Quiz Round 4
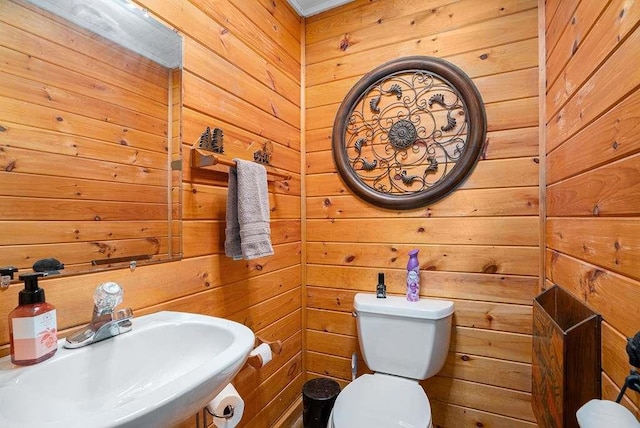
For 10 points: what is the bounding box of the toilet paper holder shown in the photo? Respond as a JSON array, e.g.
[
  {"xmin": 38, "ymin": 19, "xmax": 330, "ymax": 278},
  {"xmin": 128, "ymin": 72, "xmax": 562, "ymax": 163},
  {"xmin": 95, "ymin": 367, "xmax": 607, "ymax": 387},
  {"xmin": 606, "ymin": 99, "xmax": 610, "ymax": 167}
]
[
  {"xmin": 205, "ymin": 403, "xmax": 235, "ymax": 420},
  {"xmin": 245, "ymin": 336, "xmax": 282, "ymax": 369}
]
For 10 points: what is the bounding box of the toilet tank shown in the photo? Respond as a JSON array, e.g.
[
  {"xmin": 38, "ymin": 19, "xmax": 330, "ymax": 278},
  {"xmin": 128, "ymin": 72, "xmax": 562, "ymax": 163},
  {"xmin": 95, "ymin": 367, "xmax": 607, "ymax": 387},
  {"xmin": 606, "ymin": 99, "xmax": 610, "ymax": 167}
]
[{"xmin": 354, "ymin": 293, "xmax": 454, "ymax": 380}]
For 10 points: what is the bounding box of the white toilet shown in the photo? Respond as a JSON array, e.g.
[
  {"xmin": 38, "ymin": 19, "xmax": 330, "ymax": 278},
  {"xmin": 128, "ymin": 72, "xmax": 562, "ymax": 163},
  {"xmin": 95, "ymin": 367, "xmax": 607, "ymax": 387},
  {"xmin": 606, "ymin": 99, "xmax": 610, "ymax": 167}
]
[{"xmin": 328, "ymin": 293, "xmax": 454, "ymax": 428}]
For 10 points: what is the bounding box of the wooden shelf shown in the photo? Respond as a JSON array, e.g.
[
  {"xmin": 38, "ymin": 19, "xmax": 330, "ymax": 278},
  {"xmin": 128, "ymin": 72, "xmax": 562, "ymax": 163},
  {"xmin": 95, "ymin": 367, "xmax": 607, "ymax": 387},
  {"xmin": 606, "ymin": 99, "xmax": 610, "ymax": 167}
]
[{"xmin": 190, "ymin": 147, "xmax": 291, "ymax": 181}]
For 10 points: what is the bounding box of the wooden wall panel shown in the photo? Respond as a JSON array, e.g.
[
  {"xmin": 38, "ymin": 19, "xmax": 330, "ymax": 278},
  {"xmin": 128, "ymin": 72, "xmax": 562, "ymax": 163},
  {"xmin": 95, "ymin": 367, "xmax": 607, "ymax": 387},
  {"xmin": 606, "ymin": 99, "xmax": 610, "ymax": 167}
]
[
  {"xmin": 545, "ymin": 0, "xmax": 640, "ymax": 418},
  {"xmin": 0, "ymin": 1, "xmax": 302, "ymax": 428},
  {"xmin": 304, "ymin": 1, "xmax": 539, "ymax": 426}
]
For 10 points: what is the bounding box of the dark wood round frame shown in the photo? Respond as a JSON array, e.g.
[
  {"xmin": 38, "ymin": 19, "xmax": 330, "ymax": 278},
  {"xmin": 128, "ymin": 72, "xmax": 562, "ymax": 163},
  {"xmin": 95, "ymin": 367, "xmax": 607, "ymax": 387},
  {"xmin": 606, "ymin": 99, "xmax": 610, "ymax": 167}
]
[{"xmin": 332, "ymin": 56, "xmax": 487, "ymax": 210}]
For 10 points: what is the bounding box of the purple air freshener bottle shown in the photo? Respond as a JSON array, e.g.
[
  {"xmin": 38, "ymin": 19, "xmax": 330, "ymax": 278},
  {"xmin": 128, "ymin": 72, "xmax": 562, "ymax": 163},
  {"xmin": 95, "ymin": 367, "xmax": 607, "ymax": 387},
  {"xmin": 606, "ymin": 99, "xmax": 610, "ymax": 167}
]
[{"xmin": 406, "ymin": 249, "xmax": 420, "ymax": 302}]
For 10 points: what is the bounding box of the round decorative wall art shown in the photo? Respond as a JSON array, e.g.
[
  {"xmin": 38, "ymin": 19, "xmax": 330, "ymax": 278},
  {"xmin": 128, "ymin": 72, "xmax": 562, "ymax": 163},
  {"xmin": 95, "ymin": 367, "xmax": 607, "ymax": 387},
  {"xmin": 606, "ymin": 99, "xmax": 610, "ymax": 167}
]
[{"xmin": 332, "ymin": 56, "xmax": 487, "ymax": 209}]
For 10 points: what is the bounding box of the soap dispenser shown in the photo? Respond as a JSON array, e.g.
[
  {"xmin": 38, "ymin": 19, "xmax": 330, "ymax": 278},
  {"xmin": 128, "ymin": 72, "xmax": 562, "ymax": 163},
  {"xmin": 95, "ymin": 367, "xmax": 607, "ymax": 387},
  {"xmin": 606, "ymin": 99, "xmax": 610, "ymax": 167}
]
[{"xmin": 9, "ymin": 272, "xmax": 58, "ymax": 365}]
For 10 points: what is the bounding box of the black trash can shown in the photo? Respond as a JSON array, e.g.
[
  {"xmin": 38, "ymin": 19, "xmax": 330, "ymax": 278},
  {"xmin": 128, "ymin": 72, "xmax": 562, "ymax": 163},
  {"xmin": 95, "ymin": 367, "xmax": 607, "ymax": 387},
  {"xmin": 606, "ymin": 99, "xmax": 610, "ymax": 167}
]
[{"xmin": 302, "ymin": 377, "xmax": 341, "ymax": 428}]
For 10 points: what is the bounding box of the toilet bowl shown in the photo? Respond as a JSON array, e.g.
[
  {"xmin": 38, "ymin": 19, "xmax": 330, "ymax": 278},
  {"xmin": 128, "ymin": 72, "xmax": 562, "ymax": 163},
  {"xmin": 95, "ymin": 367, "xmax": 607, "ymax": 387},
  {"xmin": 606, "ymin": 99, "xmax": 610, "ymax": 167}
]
[
  {"xmin": 328, "ymin": 373, "xmax": 432, "ymax": 428},
  {"xmin": 328, "ymin": 293, "xmax": 454, "ymax": 428}
]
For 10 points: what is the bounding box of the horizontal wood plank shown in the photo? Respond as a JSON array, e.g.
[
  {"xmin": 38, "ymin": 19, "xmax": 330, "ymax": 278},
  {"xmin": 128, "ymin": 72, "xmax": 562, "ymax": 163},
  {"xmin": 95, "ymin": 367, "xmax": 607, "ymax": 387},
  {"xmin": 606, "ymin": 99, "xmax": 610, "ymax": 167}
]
[
  {"xmin": 306, "ymin": 242, "xmax": 539, "ymax": 276},
  {"xmin": 546, "ymin": 86, "xmax": 640, "ymax": 184},
  {"xmin": 307, "ymin": 267, "xmax": 538, "ymax": 305},
  {"xmin": 307, "ymin": 217, "xmax": 539, "ymax": 246},
  {"xmin": 546, "ymin": 23, "xmax": 640, "ymax": 146},
  {"xmin": 547, "ymin": 217, "xmax": 640, "ymax": 281},
  {"xmin": 545, "ymin": 250, "xmax": 640, "ymax": 340},
  {"xmin": 431, "ymin": 400, "xmax": 538, "ymax": 428},
  {"xmin": 305, "ymin": 155, "xmax": 539, "ymax": 188},
  {"xmin": 546, "ymin": 0, "xmax": 640, "ymax": 122},
  {"xmin": 547, "ymin": 153, "xmax": 640, "ymax": 217},
  {"xmin": 423, "ymin": 376, "xmax": 535, "ymax": 422},
  {"xmin": 307, "ymin": 187, "xmax": 539, "ymax": 218},
  {"xmin": 182, "ymin": 219, "xmax": 300, "ymax": 258}
]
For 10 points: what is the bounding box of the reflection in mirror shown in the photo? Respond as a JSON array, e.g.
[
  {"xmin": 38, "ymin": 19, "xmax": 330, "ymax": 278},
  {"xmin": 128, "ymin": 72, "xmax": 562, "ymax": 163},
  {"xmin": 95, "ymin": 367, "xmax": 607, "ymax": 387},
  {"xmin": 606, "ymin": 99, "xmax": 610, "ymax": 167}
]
[{"xmin": 0, "ymin": 0, "xmax": 183, "ymax": 279}]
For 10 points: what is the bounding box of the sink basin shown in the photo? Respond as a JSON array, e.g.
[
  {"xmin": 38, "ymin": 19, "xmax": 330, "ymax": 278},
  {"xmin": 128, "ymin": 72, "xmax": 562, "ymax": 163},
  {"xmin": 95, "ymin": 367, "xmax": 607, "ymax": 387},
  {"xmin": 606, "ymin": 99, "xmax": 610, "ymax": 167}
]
[{"xmin": 0, "ymin": 311, "xmax": 255, "ymax": 428}]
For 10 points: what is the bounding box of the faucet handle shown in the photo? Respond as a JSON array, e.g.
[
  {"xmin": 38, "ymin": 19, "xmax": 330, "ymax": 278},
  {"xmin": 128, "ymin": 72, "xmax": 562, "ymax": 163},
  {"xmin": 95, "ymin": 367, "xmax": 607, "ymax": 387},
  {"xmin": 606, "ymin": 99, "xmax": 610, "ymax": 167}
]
[{"xmin": 94, "ymin": 282, "xmax": 123, "ymax": 311}]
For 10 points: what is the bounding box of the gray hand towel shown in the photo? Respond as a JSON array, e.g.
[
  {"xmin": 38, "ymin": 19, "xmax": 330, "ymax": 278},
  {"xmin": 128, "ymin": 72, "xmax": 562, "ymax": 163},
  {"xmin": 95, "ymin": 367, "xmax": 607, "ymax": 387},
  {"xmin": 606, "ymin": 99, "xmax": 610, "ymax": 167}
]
[{"xmin": 224, "ymin": 159, "xmax": 274, "ymax": 260}]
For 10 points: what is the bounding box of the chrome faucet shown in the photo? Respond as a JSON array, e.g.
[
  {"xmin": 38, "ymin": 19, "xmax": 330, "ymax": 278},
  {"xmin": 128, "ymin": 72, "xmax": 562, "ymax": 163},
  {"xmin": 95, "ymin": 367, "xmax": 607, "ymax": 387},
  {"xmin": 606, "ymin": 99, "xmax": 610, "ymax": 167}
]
[{"xmin": 64, "ymin": 282, "xmax": 133, "ymax": 349}]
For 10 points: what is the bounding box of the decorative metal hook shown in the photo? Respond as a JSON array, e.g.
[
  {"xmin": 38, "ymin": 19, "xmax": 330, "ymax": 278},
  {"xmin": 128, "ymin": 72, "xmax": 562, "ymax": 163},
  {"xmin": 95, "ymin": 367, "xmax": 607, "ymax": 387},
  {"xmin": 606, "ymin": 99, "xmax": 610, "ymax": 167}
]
[
  {"xmin": 253, "ymin": 141, "xmax": 273, "ymax": 165},
  {"xmin": 198, "ymin": 127, "xmax": 224, "ymax": 154}
]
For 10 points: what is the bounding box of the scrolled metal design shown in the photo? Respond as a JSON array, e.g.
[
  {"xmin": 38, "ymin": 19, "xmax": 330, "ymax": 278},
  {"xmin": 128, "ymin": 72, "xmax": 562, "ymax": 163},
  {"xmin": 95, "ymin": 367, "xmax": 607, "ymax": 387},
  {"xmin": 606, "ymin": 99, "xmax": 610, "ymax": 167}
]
[{"xmin": 332, "ymin": 56, "xmax": 486, "ymax": 209}]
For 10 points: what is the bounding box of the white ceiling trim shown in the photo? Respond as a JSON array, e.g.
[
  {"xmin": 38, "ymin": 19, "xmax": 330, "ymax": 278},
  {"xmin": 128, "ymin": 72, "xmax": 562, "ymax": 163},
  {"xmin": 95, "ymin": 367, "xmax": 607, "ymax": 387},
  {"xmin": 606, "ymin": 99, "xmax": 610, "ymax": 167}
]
[{"xmin": 287, "ymin": 0, "xmax": 355, "ymax": 17}]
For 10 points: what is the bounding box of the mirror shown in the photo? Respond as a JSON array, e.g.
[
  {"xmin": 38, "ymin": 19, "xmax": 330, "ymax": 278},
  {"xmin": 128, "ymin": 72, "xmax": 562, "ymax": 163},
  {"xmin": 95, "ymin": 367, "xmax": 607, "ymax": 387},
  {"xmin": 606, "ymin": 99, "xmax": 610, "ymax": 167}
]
[{"xmin": 0, "ymin": 0, "xmax": 183, "ymax": 279}]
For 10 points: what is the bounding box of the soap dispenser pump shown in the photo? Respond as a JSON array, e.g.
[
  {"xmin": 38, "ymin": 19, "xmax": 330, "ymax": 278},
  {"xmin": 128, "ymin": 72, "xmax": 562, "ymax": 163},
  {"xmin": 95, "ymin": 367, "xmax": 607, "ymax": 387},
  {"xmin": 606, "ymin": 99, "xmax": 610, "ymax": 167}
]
[{"xmin": 9, "ymin": 272, "xmax": 58, "ymax": 365}]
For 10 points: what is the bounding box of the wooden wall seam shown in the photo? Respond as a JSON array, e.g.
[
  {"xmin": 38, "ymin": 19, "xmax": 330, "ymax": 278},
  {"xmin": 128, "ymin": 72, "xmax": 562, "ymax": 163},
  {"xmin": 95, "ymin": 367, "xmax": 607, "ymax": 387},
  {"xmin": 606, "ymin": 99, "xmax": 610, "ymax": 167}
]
[
  {"xmin": 300, "ymin": 16, "xmax": 308, "ymax": 386},
  {"xmin": 539, "ymin": 0, "xmax": 547, "ymax": 294}
]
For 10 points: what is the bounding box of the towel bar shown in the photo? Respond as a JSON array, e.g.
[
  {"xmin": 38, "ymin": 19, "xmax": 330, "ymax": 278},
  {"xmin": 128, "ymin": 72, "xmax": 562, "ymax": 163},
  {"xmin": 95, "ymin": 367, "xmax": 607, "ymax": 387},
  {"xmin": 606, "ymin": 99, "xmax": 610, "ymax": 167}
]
[{"xmin": 190, "ymin": 147, "xmax": 291, "ymax": 181}]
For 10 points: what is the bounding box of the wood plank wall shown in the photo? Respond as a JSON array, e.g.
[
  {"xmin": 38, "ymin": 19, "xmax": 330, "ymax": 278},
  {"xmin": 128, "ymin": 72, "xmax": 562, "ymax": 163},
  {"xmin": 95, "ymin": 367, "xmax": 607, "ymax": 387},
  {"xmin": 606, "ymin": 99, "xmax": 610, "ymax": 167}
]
[
  {"xmin": 0, "ymin": 0, "xmax": 303, "ymax": 427},
  {"xmin": 544, "ymin": 0, "xmax": 640, "ymax": 419},
  {"xmin": 304, "ymin": 1, "xmax": 540, "ymax": 426}
]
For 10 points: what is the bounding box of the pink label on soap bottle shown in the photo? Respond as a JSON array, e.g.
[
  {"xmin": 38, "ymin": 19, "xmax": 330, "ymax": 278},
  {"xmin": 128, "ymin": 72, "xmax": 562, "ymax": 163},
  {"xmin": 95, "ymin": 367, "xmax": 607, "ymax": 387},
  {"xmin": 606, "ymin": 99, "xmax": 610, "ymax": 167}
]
[{"xmin": 12, "ymin": 310, "xmax": 57, "ymax": 360}]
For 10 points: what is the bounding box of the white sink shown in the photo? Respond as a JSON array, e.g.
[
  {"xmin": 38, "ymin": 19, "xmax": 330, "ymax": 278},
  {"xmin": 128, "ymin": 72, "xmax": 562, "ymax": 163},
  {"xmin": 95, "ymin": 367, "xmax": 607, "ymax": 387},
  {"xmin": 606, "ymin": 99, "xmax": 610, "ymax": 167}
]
[{"xmin": 0, "ymin": 311, "xmax": 255, "ymax": 428}]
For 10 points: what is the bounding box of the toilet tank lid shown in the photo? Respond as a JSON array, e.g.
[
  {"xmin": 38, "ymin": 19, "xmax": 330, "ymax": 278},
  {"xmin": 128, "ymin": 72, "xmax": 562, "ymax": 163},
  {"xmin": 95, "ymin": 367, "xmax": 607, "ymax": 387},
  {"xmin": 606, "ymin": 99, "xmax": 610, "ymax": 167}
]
[{"xmin": 354, "ymin": 293, "xmax": 454, "ymax": 319}]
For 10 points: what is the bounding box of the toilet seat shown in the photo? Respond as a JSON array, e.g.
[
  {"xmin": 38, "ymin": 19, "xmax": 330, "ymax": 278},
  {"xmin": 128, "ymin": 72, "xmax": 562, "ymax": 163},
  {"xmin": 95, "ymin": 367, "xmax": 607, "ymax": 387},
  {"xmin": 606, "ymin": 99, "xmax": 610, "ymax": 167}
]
[{"xmin": 331, "ymin": 373, "xmax": 432, "ymax": 428}]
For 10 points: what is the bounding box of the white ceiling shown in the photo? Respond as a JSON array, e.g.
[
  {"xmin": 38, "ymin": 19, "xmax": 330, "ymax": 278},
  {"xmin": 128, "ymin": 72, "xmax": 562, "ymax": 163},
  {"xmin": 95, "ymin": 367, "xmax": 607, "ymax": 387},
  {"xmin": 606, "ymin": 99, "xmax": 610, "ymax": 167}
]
[{"xmin": 286, "ymin": 0, "xmax": 355, "ymax": 17}]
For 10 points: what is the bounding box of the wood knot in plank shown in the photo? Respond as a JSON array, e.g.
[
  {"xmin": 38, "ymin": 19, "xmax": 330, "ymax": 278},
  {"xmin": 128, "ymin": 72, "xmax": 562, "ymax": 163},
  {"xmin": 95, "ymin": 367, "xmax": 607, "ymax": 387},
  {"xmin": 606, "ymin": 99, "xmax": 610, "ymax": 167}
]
[
  {"xmin": 483, "ymin": 263, "xmax": 498, "ymax": 274},
  {"xmin": 4, "ymin": 160, "xmax": 16, "ymax": 172},
  {"xmin": 571, "ymin": 40, "xmax": 579, "ymax": 56},
  {"xmin": 339, "ymin": 34, "xmax": 351, "ymax": 51},
  {"xmin": 287, "ymin": 362, "xmax": 298, "ymax": 376}
]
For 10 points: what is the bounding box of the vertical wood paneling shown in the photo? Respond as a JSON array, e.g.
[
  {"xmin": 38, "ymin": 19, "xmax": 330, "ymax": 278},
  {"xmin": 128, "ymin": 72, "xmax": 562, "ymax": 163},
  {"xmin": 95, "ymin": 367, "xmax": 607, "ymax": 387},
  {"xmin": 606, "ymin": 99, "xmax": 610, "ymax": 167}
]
[
  {"xmin": 304, "ymin": 1, "xmax": 539, "ymax": 426},
  {"xmin": 0, "ymin": 1, "xmax": 302, "ymax": 427},
  {"xmin": 545, "ymin": 0, "xmax": 640, "ymax": 418}
]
